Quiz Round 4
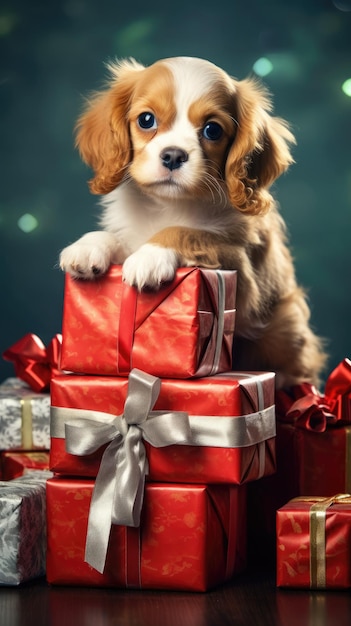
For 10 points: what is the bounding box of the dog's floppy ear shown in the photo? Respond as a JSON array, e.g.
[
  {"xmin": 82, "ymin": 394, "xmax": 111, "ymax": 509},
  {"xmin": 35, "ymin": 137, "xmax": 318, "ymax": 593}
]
[
  {"xmin": 225, "ymin": 78, "xmax": 295, "ymax": 215},
  {"xmin": 75, "ymin": 58, "xmax": 145, "ymax": 195}
]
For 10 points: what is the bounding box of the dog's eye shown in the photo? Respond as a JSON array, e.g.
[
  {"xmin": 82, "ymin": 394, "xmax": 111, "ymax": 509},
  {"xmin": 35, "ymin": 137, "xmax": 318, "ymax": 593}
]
[
  {"xmin": 202, "ymin": 122, "xmax": 223, "ymax": 141},
  {"xmin": 137, "ymin": 112, "xmax": 157, "ymax": 130}
]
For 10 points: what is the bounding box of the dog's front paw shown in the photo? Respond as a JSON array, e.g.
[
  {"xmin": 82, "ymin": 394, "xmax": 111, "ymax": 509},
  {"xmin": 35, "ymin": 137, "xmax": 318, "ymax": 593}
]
[
  {"xmin": 59, "ymin": 231, "xmax": 122, "ymax": 279},
  {"xmin": 122, "ymin": 244, "xmax": 178, "ymax": 290}
]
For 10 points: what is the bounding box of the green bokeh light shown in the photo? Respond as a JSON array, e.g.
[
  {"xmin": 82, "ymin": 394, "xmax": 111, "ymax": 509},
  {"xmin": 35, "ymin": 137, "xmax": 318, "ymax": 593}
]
[
  {"xmin": 342, "ymin": 78, "xmax": 351, "ymax": 97},
  {"xmin": 17, "ymin": 213, "xmax": 39, "ymax": 233},
  {"xmin": 252, "ymin": 57, "xmax": 274, "ymax": 77}
]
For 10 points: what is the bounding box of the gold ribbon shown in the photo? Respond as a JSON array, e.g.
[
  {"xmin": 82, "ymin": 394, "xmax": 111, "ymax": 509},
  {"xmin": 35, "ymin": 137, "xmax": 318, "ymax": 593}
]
[
  {"xmin": 291, "ymin": 494, "xmax": 351, "ymax": 588},
  {"xmin": 20, "ymin": 398, "xmax": 34, "ymax": 449}
]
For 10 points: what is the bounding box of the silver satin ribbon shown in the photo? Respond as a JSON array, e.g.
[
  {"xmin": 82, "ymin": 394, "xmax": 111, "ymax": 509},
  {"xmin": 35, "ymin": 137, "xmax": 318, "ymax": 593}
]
[
  {"xmin": 61, "ymin": 369, "xmax": 190, "ymax": 574},
  {"xmin": 51, "ymin": 404, "xmax": 275, "ymax": 448},
  {"xmin": 215, "ymin": 371, "xmax": 272, "ymax": 478},
  {"xmin": 210, "ymin": 270, "xmax": 226, "ymax": 375}
]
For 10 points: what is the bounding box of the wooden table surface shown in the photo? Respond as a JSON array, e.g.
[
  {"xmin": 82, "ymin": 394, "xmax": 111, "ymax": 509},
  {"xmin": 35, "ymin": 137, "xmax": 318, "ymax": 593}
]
[{"xmin": 2, "ymin": 566, "xmax": 351, "ymax": 626}]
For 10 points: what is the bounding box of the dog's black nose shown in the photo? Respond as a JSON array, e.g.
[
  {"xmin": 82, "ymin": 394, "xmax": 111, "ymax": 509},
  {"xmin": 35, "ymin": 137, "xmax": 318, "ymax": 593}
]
[{"xmin": 160, "ymin": 147, "xmax": 188, "ymax": 171}]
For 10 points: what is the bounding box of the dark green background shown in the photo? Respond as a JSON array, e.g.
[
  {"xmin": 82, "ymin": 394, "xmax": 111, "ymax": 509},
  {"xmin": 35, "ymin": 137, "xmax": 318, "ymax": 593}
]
[{"xmin": 1, "ymin": 0, "xmax": 350, "ymax": 386}]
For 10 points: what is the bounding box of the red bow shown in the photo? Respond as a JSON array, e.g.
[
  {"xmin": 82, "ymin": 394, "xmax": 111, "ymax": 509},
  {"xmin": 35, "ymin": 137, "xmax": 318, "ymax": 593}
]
[
  {"xmin": 324, "ymin": 358, "xmax": 351, "ymax": 422},
  {"xmin": 275, "ymin": 359, "xmax": 351, "ymax": 432},
  {"xmin": 3, "ymin": 333, "xmax": 62, "ymax": 392}
]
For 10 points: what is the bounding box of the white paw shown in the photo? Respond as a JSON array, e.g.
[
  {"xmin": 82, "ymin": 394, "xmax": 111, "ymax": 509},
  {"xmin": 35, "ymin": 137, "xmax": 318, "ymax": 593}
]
[
  {"xmin": 122, "ymin": 244, "xmax": 178, "ymax": 290},
  {"xmin": 59, "ymin": 231, "xmax": 122, "ymax": 279}
]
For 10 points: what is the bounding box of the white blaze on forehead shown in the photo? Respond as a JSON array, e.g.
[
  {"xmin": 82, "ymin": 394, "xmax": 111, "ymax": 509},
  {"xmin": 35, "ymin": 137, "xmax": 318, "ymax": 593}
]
[{"xmin": 163, "ymin": 57, "xmax": 235, "ymax": 114}]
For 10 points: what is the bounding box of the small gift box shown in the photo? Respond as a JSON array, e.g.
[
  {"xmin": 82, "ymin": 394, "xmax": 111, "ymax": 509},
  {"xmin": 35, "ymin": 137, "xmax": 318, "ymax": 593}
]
[
  {"xmin": 275, "ymin": 422, "xmax": 351, "ymax": 498},
  {"xmin": 276, "ymin": 494, "xmax": 351, "ymax": 589},
  {"xmin": 0, "ymin": 470, "xmax": 52, "ymax": 585},
  {"xmin": 273, "ymin": 360, "xmax": 351, "ymax": 498},
  {"xmin": 0, "ymin": 450, "xmax": 50, "ymax": 481},
  {"xmin": 60, "ymin": 266, "xmax": 237, "ymax": 378},
  {"xmin": 46, "ymin": 476, "xmax": 247, "ymax": 591},
  {"xmin": 0, "ymin": 378, "xmax": 50, "ymax": 450},
  {"xmin": 49, "ymin": 369, "xmax": 276, "ymax": 484}
]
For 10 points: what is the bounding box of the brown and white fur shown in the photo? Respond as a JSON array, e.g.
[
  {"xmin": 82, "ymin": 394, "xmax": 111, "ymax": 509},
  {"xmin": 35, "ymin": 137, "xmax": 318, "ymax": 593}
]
[{"xmin": 60, "ymin": 56, "xmax": 327, "ymax": 389}]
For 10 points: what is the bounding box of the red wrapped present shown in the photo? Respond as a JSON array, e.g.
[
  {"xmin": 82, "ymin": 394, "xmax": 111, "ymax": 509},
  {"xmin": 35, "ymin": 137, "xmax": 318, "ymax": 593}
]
[
  {"xmin": 276, "ymin": 494, "xmax": 351, "ymax": 589},
  {"xmin": 0, "ymin": 451, "xmax": 50, "ymax": 480},
  {"xmin": 49, "ymin": 369, "xmax": 276, "ymax": 484},
  {"xmin": 269, "ymin": 360, "xmax": 351, "ymax": 500},
  {"xmin": 46, "ymin": 476, "xmax": 247, "ymax": 591},
  {"xmin": 60, "ymin": 266, "xmax": 236, "ymax": 378},
  {"xmin": 275, "ymin": 421, "xmax": 351, "ymax": 498}
]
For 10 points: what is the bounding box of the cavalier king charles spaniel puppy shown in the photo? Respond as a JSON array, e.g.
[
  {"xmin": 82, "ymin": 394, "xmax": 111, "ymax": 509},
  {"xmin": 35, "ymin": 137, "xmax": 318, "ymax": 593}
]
[{"xmin": 60, "ymin": 56, "xmax": 327, "ymax": 389}]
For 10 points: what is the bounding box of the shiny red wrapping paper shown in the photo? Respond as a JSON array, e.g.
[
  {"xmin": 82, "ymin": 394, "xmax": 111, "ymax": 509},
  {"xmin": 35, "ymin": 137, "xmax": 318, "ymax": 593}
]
[
  {"xmin": 49, "ymin": 371, "xmax": 276, "ymax": 484},
  {"xmin": 0, "ymin": 450, "xmax": 50, "ymax": 480},
  {"xmin": 60, "ymin": 266, "xmax": 236, "ymax": 378},
  {"xmin": 276, "ymin": 496, "xmax": 351, "ymax": 589},
  {"xmin": 46, "ymin": 477, "xmax": 247, "ymax": 591}
]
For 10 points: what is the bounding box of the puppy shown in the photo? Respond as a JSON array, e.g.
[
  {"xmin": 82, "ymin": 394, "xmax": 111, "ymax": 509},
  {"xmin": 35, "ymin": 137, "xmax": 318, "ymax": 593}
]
[{"xmin": 60, "ymin": 56, "xmax": 327, "ymax": 389}]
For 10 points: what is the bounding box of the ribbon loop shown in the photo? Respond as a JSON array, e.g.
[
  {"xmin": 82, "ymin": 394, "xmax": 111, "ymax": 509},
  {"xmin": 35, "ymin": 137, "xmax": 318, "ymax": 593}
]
[
  {"xmin": 124, "ymin": 368, "xmax": 161, "ymax": 425},
  {"xmin": 3, "ymin": 333, "xmax": 62, "ymax": 392},
  {"xmin": 325, "ymin": 358, "xmax": 351, "ymax": 422},
  {"xmin": 65, "ymin": 418, "xmax": 121, "ymax": 456},
  {"xmin": 276, "ymin": 359, "xmax": 351, "ymax": 431}
]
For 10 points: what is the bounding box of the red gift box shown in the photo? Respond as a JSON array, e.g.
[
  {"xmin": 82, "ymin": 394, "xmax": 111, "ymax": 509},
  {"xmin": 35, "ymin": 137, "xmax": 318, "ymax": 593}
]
[
  {"xmin": 46, "ymin": 477, "xmax": 247, "ymax": 591},
  {"xmin": 60, "ymin": 266, "xmax": 236, "ymax": 378},
  {"xmin": 276, "ymin": 495, "xmax": 351, "ymax": 589},
  {"xmin": 275, "ymin": 422, "xmax": 351, "ymax": 498},
  {"xmin": 0, "ymin": 450, "xmax": 50, "ymax": 480},
  {"xmin": 271, "ymin": 362, "xmax": 351, "ymax": 500},
  {"xmin": 49, "ymin": 369, "xmax": 276, "ymax": 484}
]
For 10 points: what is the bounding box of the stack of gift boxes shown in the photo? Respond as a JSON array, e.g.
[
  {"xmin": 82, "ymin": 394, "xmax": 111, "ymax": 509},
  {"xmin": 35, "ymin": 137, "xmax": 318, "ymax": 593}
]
[
  {"xmin": 0, "ymin": 331, "xmax": 63, "ymax": 481},
  {"xmin": 45, "ymin": 265, "xmax": 277, "ymax": 591},
  {"xmin": 2, "ymin": 262, "xmax": 351, "ymax": 591},
  {"xmin": 274, "ymin": 361, "xmax": 351, "ymax": 590}
]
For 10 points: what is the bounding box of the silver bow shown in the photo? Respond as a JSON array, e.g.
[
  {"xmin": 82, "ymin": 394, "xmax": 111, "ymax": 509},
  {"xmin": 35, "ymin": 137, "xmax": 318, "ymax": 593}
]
[{"xmin": 64, "ymin": 368, "xmax": 190, "ymax": 573}]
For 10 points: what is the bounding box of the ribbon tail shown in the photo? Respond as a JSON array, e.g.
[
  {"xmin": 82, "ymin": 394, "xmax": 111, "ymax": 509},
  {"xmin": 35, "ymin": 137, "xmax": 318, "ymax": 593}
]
[
  {"xmin": 111, "ymin": 426, "xmax": 148, "ymax": 527},
  {"xmin": 85, "ymin": 438, "xmax": 121, "ymax": 573}
]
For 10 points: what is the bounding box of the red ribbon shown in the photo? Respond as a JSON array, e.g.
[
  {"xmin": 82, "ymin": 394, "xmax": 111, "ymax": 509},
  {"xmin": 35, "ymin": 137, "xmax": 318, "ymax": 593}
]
[
  {"xmin": 116, "ymin": 284, "xmax": 138, "ymax": 375},
  {"xmin": 324, "ymin": 358, "xmax": 351, "ymax": 423},
  {"xmin": 275, "ymin": 359, "xmax": 351, "ymax": 432},
  {"xmin": 3, "ymin": 333, "xmax": 62, "ymax": 392}
]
